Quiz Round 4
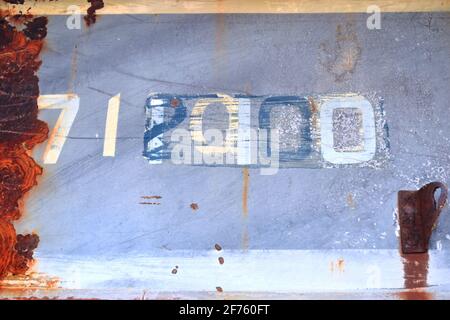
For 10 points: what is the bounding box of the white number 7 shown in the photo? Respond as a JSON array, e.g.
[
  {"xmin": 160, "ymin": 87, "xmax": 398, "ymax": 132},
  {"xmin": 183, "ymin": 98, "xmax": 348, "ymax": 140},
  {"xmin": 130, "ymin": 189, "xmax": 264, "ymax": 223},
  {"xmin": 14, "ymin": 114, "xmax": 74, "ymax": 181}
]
[{"xmin": 38, "ymin": 94, "xmax": 80, "ymax": 164}]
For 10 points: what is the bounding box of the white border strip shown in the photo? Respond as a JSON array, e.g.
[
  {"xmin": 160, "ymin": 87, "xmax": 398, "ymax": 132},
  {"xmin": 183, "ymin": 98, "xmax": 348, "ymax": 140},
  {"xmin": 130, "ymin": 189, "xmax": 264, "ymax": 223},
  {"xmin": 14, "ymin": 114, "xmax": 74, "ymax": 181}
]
[{"xmin": 32, "ymin": 250, "xmax": 450, "ymax": 292}]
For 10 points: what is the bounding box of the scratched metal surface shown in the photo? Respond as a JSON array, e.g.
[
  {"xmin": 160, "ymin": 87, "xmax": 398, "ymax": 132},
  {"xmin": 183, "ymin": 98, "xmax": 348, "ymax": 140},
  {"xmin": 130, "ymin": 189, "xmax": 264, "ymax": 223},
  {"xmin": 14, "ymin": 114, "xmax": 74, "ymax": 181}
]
[{"xmin": 7, "ymin": 13, "xmax": 450, "ymax": 297}]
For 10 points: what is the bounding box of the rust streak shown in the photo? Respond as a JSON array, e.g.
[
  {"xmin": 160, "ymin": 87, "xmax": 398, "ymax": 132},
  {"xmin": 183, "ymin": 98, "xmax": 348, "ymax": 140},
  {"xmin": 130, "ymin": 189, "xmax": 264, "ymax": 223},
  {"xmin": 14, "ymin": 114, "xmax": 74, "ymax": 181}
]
[
  {"xmin": 84, "ymin": 0, "xmax": 104, "ymax": 27},
  {"xmin": 397, "ymin": 289, "xmax": 434, "ymax": 300},
  {"xmin": 242, "ymin": 167, "xmax": 249, "ymax": 216},
  {"xmin": 337, "ymin": 258, "xmax": 345, "ymax": 273},
  {"xmin": 401, "ymin": 253, "xmax": 430, "ymax": 290}
]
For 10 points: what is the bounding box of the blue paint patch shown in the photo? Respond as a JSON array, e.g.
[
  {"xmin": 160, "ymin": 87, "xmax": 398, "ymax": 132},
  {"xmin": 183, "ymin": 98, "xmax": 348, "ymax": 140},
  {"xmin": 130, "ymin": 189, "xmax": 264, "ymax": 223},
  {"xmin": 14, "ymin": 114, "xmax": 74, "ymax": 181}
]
[
  {"xmin": 259, "ymin": 96, "xmax": 313, "ymax": 163},
  {"xmin": 143, "ymin": 93, "xmax": 390, "ymax": 169}
]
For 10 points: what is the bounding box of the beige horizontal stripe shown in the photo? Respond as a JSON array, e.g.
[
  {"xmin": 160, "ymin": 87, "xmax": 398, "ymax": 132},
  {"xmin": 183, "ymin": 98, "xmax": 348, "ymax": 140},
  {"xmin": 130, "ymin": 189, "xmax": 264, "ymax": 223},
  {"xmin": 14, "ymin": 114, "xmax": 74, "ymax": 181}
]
[{"xmin": 1, "ymin": 0, "xmax": 449, "ymax": 15}]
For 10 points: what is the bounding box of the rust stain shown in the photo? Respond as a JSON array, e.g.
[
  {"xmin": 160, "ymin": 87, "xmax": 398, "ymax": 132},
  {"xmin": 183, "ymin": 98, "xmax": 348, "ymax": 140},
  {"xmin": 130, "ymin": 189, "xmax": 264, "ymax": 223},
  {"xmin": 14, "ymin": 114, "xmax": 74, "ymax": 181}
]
[
  {"xmin": 214, "ymin": 243, "xmax": 222, "ymax": 251},
  {"xmin": 330, "ymin": 259, "xmax": 345, "ymax": 273},
  {"xmin": 84, "ymin": 0, "xmax": 104, "ymax": 27},
  {"xmin": 242, "ymin": 167, "xmax": 249, "ymax": 216},
  {"xmin": 171, "ymin": 266, "xmax": 179, "ymax": 275},
  {"xmin": 397, "ymin": 289, "xmax": 434, "ymax": 300},
  {"xmin": 141, "ymin": 195, "xmax": 162, "ymax": 200},
  {"xmin": 218, "ymin": 257, "xmax": 224, "ymax": 265},
  {"xmin": 170, "ymin": 98, "xmax": 180, "ymax": 108},
  {"xmin": 0, "ymin": 7, "xmax": 49, "ymax": 281},
  {"xmin": 190, "ymin": 203, "xmax": 199, "ymax": 211},
  {"xmin": 346, "ymin": 193, "xmax": 356, "ymax": 209},
  {"xmin": 140, "ymin": 196, "xmax": 162, "ymax": 205},
  {"xmin": 216, "ymin": 286, "xmax": 223, "ymax": 293},
  {"xmin": 242, "ymin": 225, "xmax": 249, "ymax": 251},
  {"xmin": 401, "ymin": 253, "xmax": 430, "ymax": 290},
  {"xmin": 395, "ymin": 182, "xmax": 447, "ymax": 299},
  {"xmin": 337, "ymin": 258, "xmax": 345, "ymax": 272},
  {"xmin": 319, "ymin": 21, "xmax": 362, "ymax": 82}
]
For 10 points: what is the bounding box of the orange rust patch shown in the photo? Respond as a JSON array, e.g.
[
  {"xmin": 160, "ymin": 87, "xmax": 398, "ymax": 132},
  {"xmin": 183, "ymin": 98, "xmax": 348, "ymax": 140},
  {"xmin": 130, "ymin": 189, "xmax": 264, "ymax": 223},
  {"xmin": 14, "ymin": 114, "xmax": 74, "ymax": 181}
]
[
  {"xmin": 0, "ymin": 7, "xmax": 49, "ymax": 281},
  {"xmin": 396, "ymin": 289, "xmax": 434, "ymax": 300},
  {"xmin": 401, "ymin": 253, "xmax": 429, "ymax": 290},
  {"xmin": 337, "ymin": 258, "xmax": 345, "ymax": 272},
  {"xmin": 0, "ymin": 220, "xmax": 15, "ymax": 278},
  {"xmin": 330, "ymin": 259, "xmax": 345, "ymax": 273},
  {"xmin": 190, "ymin": 203, "xmax": 199, "ymax": 211}
]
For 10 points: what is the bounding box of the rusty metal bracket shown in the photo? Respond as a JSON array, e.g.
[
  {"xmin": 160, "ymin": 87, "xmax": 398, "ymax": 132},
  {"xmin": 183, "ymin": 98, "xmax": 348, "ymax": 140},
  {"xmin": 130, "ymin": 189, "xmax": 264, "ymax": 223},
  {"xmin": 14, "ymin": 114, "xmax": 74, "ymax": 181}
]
[{"xmin": 399, "ymin": 182, "xmax": 448, "ymax": 254}]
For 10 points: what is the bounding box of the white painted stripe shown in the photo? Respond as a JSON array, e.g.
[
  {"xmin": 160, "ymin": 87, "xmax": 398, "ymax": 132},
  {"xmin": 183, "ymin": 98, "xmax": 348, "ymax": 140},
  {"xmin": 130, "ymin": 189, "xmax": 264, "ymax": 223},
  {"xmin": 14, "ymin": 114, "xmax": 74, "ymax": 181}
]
[
  {"xmin": 237, "ymin": 98, "xmax": 252, "ymax": 165},
  {"xmin": 32, "ymin": 250, "xmax": 450, "ymax": 292},
  {"xmin": 38, "ymin": 94, "xmax": 80, "ymax": 164},
  {"xmin": 103, "ymin": 94, "xmax": 121, "ymax": 157}
]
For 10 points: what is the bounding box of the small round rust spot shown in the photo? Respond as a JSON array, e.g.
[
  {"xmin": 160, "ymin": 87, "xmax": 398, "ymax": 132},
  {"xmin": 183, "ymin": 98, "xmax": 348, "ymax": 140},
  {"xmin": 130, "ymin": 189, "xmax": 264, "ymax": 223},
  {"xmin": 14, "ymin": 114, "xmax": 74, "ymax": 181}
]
[
  {"xmin": 171, "ymin": 266, "xmax": 179, "ymax": 274},
  {"xmin": 170, "ymin": 98, "xmax": 180, "ymax": 108},
  {"xmin": 214, "ymin": 244, "xmax": 222, "ymax": 251},
  {"xmin": 216, "ymin": 286, "xmax": 223, "ymax": 293},
  {"xmin": 190, "ymin": 203, "xmax": 199, "ymax": 211},
  {"xmin": 218, "ymin": 257, "xmax": 224, "ymax": 265}
]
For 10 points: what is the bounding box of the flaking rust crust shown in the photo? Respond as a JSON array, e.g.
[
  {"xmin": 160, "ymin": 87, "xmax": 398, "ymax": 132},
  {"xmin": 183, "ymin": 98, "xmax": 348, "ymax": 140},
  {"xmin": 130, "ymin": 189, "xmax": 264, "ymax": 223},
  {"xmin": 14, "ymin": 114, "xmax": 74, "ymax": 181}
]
[{"xmin": 0, "ymin": 4, "xmax": 49, "ymax": 280}]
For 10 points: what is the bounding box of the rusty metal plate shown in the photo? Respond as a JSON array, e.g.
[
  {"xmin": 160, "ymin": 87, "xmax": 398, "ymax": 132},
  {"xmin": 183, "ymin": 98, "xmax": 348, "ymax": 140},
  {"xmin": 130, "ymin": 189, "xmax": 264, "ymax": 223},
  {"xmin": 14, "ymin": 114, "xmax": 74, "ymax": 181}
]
[{"xmin": 399, "ymin": 182, "xmax": 448, "ymax": 254}]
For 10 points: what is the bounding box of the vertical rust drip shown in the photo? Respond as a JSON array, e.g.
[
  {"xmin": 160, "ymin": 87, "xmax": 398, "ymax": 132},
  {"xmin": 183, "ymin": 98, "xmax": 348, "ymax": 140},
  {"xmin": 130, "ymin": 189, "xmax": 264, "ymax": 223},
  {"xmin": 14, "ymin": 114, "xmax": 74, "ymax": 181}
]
[
  {"xmin": 84, "ymin": 0, "xmax": 104, "ymax": 26},
  {"xmin": 398, "ymin": 252, "xmax": 434, "ymax": 300},
  {"xmin": 401, "ymin": 253, "xmax": 429, "ymax": 289},
  {"xmin": 0, "ymin": 7, "xmax": 48, "ymax": 280}
]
